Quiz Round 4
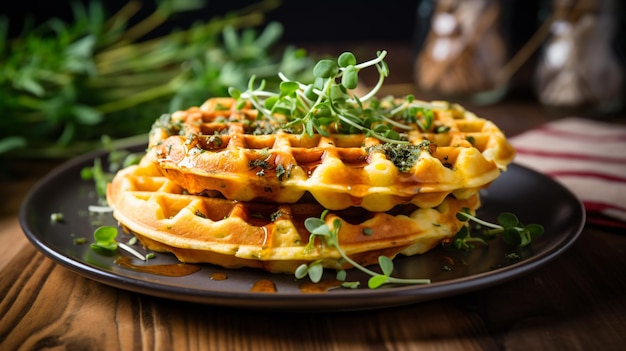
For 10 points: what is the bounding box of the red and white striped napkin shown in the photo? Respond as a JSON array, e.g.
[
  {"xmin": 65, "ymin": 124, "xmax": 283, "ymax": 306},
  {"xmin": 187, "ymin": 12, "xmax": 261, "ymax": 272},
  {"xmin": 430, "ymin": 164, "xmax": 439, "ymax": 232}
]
[{"xmin": 509, "ymin": 117, "xmax": 626, "ymax": 229}]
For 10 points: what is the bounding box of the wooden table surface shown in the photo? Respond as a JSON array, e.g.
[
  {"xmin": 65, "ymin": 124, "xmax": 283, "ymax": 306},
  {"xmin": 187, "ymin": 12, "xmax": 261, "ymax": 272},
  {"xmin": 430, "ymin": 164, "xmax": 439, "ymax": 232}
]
[{"xmin": 1, "ymin": 42, "xmax": 625, "ymax": 351}]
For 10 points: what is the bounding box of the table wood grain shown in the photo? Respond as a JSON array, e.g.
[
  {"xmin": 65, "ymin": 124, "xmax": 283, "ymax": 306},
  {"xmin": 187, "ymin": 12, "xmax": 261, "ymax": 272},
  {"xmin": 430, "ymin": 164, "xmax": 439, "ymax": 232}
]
[{"xmin": 2, "ymin": 42, "xmax": 625, "ymax": 351}]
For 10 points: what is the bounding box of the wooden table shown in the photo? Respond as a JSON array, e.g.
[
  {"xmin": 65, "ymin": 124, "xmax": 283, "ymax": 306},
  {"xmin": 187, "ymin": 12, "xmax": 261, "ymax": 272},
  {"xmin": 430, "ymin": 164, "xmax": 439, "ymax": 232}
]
[{"xmin": 2, "ymin": 42, "xmax": 625, "ymax": 350}]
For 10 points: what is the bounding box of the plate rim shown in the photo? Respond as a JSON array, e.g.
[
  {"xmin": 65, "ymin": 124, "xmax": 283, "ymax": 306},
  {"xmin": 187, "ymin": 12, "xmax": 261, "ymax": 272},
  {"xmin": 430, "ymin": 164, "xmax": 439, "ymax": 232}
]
[{"xmin": 18, "ymin": 144, "xmax": 586, "ymax": 311}]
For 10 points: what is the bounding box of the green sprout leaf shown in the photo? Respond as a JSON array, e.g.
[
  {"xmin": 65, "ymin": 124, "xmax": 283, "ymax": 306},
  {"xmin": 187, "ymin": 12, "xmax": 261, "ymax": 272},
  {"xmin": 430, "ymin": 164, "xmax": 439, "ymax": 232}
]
[
  {"xmin": 304, "ymin": 217, "xmax": 328, "ymax": 235},
  {"xmin": 497, "ymin": 212, "xmax": 519, "ymax": 228},
  {"xmin": 295, "ymin": 261, "xmax": 325, "ymax": 283},
  {"xmin": 341, "ymin": 65, "xmax": 358, "ymax": 89},
  {"xmin": 313, "ymin": 59, "xmax": 339, "ymax": 79},
  {"xmin": 368, "ymin": 275, "xmax": 389, "ymax": 289},
  {"xmin": 454, "ymin": 210, "xmax": 544, "ymax": 250},
  {"xmin": 295, "ymin": 264, "xmax": 309, "ymax": 279},
  {"xmin": 279, "ymin": 81, "xmax": 299, "ymax": 96},
  {"xmin": 502, "ymin": 228, "xmax": 522, "ymax": 246},
  {"xmin": 90, "ymin": 225, "xmax": 119, "ymax": 254},
  {"xmin": 378, "ymin": 256, "xmax": 394, "ymax": 276},
  {"xmin": 337, "ymin": 52, "xmax": 356, "ymax": 67},
  {"xmin": 336, "ymin": 270, "xmax": 347, "ymax": 281},
  {"xmin": 307, "ymin": 263, "xmax": 324, "ymax": 283},
  {"xmin": 342, "ymin": 281, "xmax": 360, "ymax": 289}
]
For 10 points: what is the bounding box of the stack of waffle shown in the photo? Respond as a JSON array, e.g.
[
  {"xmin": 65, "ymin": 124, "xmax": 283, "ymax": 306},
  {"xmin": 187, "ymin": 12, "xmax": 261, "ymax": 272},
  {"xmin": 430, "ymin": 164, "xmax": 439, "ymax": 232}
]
[{"xmin": 106, "ymin": 97, "xmax": 514, "ymax": 273}]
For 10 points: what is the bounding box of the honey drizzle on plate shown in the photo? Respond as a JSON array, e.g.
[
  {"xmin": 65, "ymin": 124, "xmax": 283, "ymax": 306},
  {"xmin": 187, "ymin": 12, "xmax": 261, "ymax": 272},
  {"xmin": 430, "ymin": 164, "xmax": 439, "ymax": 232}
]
[
  {"xmin": 115, "ymin": 257, "xmax": 343, "ymax": 295},
  {"xmin": 250, "ymin": 279, "xmax": 277, "ymax": 293},
  {"xmin": 115, "ymin": 256, "xmax": 201, "ymax": 277}
]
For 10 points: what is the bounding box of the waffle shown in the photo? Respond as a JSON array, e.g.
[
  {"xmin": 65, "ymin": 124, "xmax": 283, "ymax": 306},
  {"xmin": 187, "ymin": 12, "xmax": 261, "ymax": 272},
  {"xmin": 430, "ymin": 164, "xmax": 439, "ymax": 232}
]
[
  {"xmin": 106, "ymin": 156, "xmax": 481, "ymax": 273},
  {"xmin": 147, "ymin": 97, "xmax": 514, "ymax": 212}
]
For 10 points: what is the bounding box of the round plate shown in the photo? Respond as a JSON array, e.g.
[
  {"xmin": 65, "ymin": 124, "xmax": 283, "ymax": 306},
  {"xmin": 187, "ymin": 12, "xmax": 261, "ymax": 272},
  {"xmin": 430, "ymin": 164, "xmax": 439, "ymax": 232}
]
[{"xmin": 20, "ymin": 144, "xmax": 585, "ymax": 312}]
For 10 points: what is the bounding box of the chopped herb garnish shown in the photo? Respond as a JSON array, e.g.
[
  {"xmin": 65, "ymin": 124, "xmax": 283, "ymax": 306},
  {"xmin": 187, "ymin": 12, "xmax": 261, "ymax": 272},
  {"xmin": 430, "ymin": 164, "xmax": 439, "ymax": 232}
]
[
  {"xmin": 249, "ymin": 158, "xmax": 271, "ymax": 170},
  {"xmin": 50, "ymin": 212, "xmax": 64, "ymax": 223},
  {"xmin": 367, "ymin": 140, "xmax": 434, "ymax": 172},
  {"xmin": 276, "ymin": 164, "xmax": 286, "ymax": 180},
  {"xmin": 270, "ymin": 210, "xmax": 283, "ymax": 221},
  {"xmin": 207, "ymin": 134, "xmax": 223, "ymax": 147},
  {"xmin": 505, "ymin": 252, "xmax": 521, "ymax": 261}
]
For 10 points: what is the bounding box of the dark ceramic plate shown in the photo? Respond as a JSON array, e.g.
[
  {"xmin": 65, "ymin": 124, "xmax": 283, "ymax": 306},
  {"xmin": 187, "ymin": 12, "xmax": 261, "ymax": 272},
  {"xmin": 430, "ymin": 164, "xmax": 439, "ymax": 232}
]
[{"xmin": 20, "ymin": 144, "xmax": 585, "ymax": 312}]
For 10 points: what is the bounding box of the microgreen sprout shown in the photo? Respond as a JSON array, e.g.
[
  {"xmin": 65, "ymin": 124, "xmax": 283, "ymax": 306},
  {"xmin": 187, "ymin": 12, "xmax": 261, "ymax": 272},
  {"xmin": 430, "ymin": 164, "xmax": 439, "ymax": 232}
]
[
  {"xmin": 90, "ymin": 225, "xmax": 153, "ymax": 261},
  {"xmin": 296, "ymin": 211, "xmax": 430, "ymax": 289},
  {"xmin": 297, "ymin": 208, "xmax": 544, "ymax": 289},
  {"xmin": 454, "ymin": 208, "xmax": 544, "ymax": 250},
  {"xmin": 229, "ymin": 51, "xmax": 441, "ymax": 144},
  {"xmin": 90, "ymin": 225, "xmax": 119, "ymax": 255}
]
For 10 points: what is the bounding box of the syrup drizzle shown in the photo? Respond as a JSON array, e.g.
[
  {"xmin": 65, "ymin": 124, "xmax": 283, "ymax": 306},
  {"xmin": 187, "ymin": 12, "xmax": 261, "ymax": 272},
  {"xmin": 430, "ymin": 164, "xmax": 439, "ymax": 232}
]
[
  {"xmin": 116, "ymin": 257, "xmax": 343, "ymax": 295},
  {"xmin": 299, "ymin": 280, "xmax": 343, "ymax": 293},
  {"xmin": 115, "ymin": 256, "xmax": 201, "ymax": 277},
  {"xmin": 210, "ymin": 272, "xmax": 228, "ymax": 281},
  {"xmin": 250, "ymin": 279, "xmax": 277, "ymax": 293}
]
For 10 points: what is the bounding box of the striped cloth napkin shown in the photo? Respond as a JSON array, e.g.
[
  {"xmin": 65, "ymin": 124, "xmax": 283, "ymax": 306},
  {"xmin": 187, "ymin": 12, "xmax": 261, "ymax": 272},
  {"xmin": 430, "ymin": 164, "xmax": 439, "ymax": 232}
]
[{"xmin": 509, "ymin": 117, "xmax": 626, "ymax": 229}]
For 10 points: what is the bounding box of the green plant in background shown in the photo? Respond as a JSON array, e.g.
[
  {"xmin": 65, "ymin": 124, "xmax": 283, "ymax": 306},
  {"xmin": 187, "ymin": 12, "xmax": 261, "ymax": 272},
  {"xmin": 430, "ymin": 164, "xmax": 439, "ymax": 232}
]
[{"xmin": 0, "ymin": 0, "xmax": 315, "ymax": 158}]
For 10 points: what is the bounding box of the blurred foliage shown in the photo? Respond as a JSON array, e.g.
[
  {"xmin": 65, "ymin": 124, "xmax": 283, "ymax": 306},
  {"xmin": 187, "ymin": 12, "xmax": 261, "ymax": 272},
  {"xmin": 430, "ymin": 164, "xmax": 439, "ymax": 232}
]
[{"xmin": 0, "ymin": 0, "xmax": 315, "ymax": 158}]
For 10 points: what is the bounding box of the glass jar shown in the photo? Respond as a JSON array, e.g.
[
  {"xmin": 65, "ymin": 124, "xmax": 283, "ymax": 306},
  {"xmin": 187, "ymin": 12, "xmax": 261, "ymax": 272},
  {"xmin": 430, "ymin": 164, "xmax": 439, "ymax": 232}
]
[
  {"xmin": 534, "ymin": 0, "xmax": 624, "ymax": 115},
  {"xmin": 413, "ymin": 0, "xmax": 509, "ymax": 105}
]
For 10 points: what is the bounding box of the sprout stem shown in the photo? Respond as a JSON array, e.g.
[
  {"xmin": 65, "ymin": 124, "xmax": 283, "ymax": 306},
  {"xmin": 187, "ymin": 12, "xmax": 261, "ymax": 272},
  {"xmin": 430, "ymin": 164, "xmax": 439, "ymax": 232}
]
[
  {"xmin": 118, "ymin": 242, "xmax": 146, "ymax": 261},
  {"xmin": 459, "ymin": 212, "xmax": 503, "ymax": 229}
]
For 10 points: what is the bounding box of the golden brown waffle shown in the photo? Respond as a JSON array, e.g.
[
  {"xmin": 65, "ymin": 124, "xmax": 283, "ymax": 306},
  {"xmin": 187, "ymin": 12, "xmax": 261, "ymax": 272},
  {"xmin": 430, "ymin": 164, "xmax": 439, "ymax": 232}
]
[
  {"xmin": 106, "ymin": 156, "xmax": 481, "ymax": 273},
  {"xmin": 147, "ymin": 97, "xmax": 514, "ymax": 212}
]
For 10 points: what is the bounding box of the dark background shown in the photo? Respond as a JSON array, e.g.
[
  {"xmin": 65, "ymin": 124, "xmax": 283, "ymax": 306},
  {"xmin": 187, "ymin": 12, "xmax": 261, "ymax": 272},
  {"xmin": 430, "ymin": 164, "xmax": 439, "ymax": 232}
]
[
  {"xmin": 2, "ymin": 0, "xmax": 624, "ymax": 102},
  {"xmin": 1, "ymin": 0, "xmax": 543, "ymax": 48}
]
